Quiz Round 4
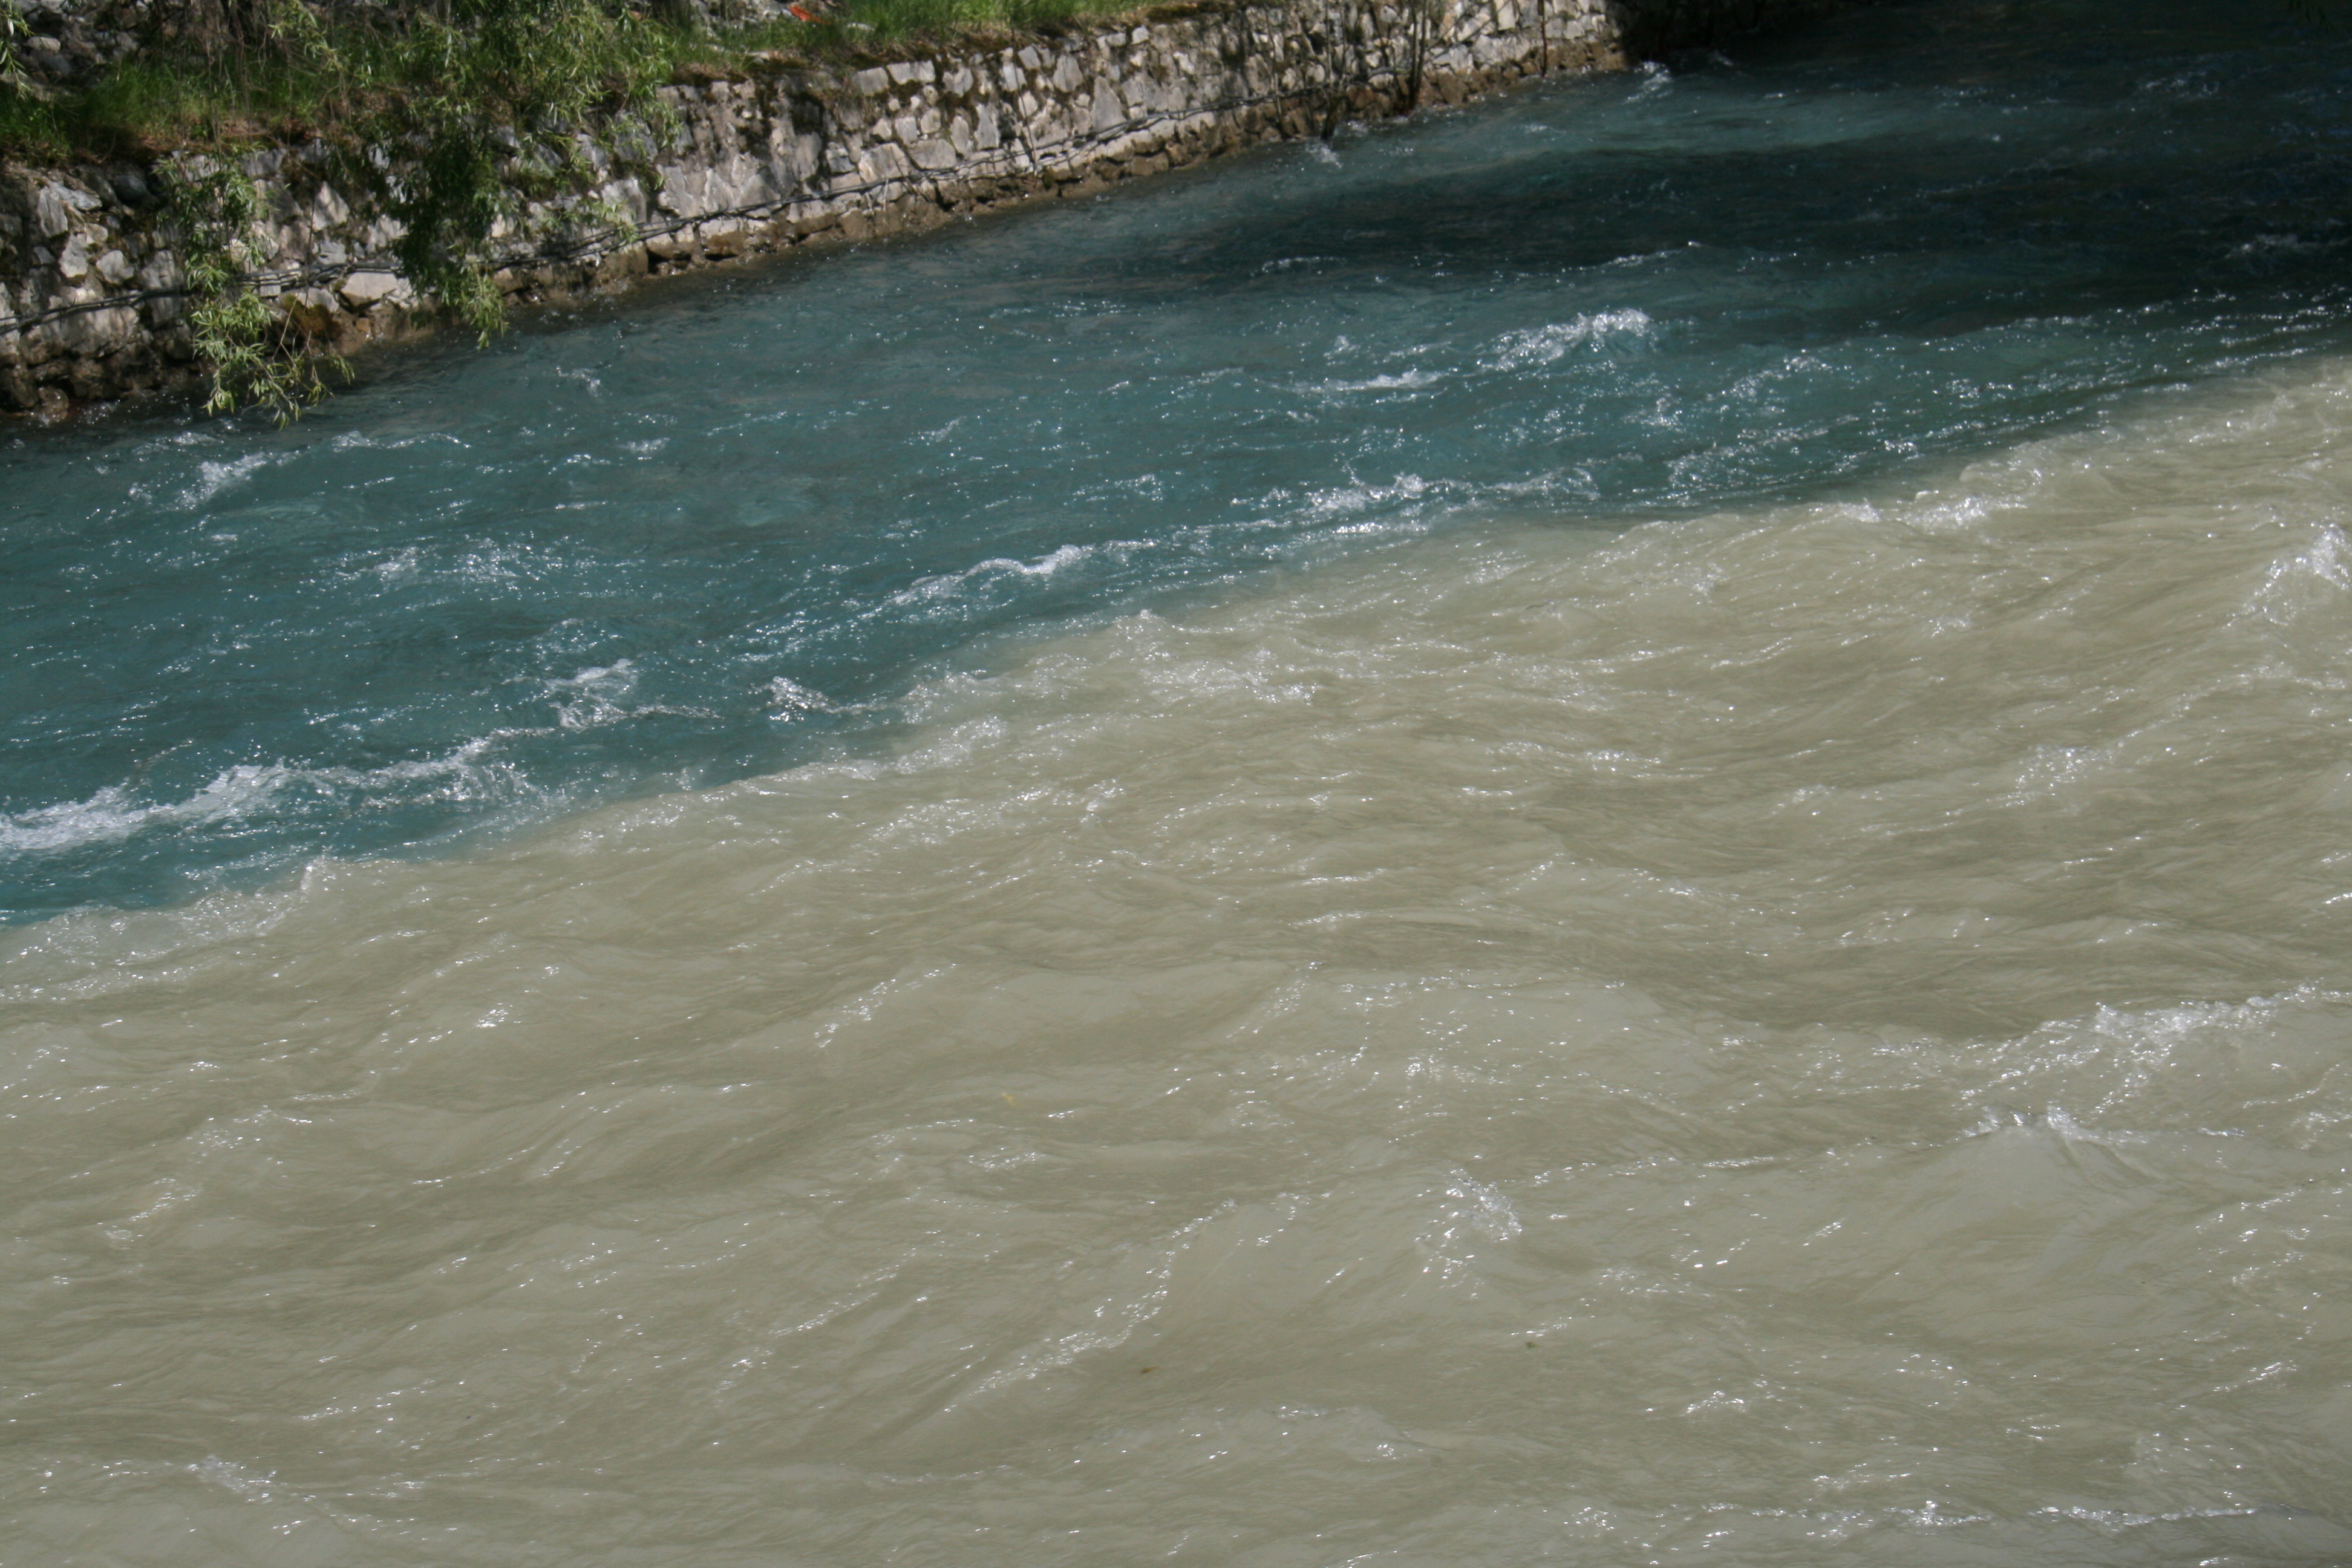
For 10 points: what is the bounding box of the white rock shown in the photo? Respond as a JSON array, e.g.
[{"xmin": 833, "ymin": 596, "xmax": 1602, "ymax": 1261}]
[
  {"xmin": 57, "ymin": 304, "xmax": 139, "ymax": 356},
  {"xmin": 33, "ymin": 182, "xmax": 85, "ymax": 240},
  {"xmin": 855, "ymin": 143, "xmax": 910, "ymax": 183},
  {"xmin": 336, "ymin": 270, "xmax": 407, "ymax": 308}
]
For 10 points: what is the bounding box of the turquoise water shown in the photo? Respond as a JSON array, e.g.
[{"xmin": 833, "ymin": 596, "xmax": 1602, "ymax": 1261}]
[{"xmin": 5, "ymin": 0, "xmax": 2350, "ymax": 920}]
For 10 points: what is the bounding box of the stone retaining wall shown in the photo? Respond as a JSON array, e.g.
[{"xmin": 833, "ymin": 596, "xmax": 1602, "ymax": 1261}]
[{"xmin": 0, "ymin": 0, "xmax": 1832, "ymax": 414}]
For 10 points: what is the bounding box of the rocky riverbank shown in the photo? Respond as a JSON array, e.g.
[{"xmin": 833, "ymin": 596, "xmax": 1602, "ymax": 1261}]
[{"xmin": 0, "ymin": 0, "xmax": 1834, "ymax": 415}]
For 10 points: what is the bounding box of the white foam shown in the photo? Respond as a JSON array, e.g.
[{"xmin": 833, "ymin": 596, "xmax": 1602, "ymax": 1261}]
[
  {"xmin": 1, "ymin": 745, "xmax": 537, "ymax": 859},
  {"xmin": 2240, "ymin": 520, "xmax": 2352, "ymax": 624},
  {"xmin": 1, "ymin": 768, "xmax": 299, "ymax": 855},
  {"xmin": 1485, "ymin": 309, "xmax": 1656, "ymax": 368},
  {"xmin": 175, "ymin": 451, "xmax": 279, "ymax": 510},
  {"xmin": 766, "ymin": 677, "xmax": 837, "ymax": 716},
  {"xmin": 1302, "ymin": 368, "xmax": 1448, "ymax": 394},
  {"xmin": 887, "ymin": 543, "xmax": 1100, "ymax": 607}
]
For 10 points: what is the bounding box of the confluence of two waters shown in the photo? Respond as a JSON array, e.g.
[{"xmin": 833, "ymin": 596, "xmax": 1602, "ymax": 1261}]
[{"xmin": 5, "ymin": 0, "xmax": 2350, "ymax": 919}]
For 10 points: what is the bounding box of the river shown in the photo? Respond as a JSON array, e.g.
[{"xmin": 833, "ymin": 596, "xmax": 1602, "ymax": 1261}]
[{"xmin": 5, "ymin": 0, "xmax": 2352, "ymax": 1562}]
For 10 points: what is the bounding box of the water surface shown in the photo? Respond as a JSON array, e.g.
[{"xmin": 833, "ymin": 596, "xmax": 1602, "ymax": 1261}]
[{"xmin": 7, "ymin": 1, "xmax": 2352, "ymax": 1564}]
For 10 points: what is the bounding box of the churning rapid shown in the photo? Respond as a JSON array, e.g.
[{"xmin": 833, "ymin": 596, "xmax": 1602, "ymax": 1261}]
[{"xmin": 9, "ymin": 2, "xmax": 2352, "ymax": 1565}]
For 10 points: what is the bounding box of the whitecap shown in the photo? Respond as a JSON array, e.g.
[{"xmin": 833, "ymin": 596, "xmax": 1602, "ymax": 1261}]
[
  {"xmin": 175, "ymin": 451, "xmax": 279, "ymax": 510},
  {"xmin": 0, "ymin": 768, "xmax": 300, "ymax": 855},
  {"xmin": 1299, "ymin": 368, "xmax": 1447, "ymax": 394},
  {"xmin": 886, "ymin": 543, "xmax": 1099, "ymax": 607},
  {"xmin": 767, "ymin": 677, "xmax": 837, "ymax": 716},
  {"xmin": 1, "ymin": 745, "xmax": 542, "ymax": 860},
  {"xmin": 1485, "ymin": 309, "xmax": 1656, "ymax": 368}
]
